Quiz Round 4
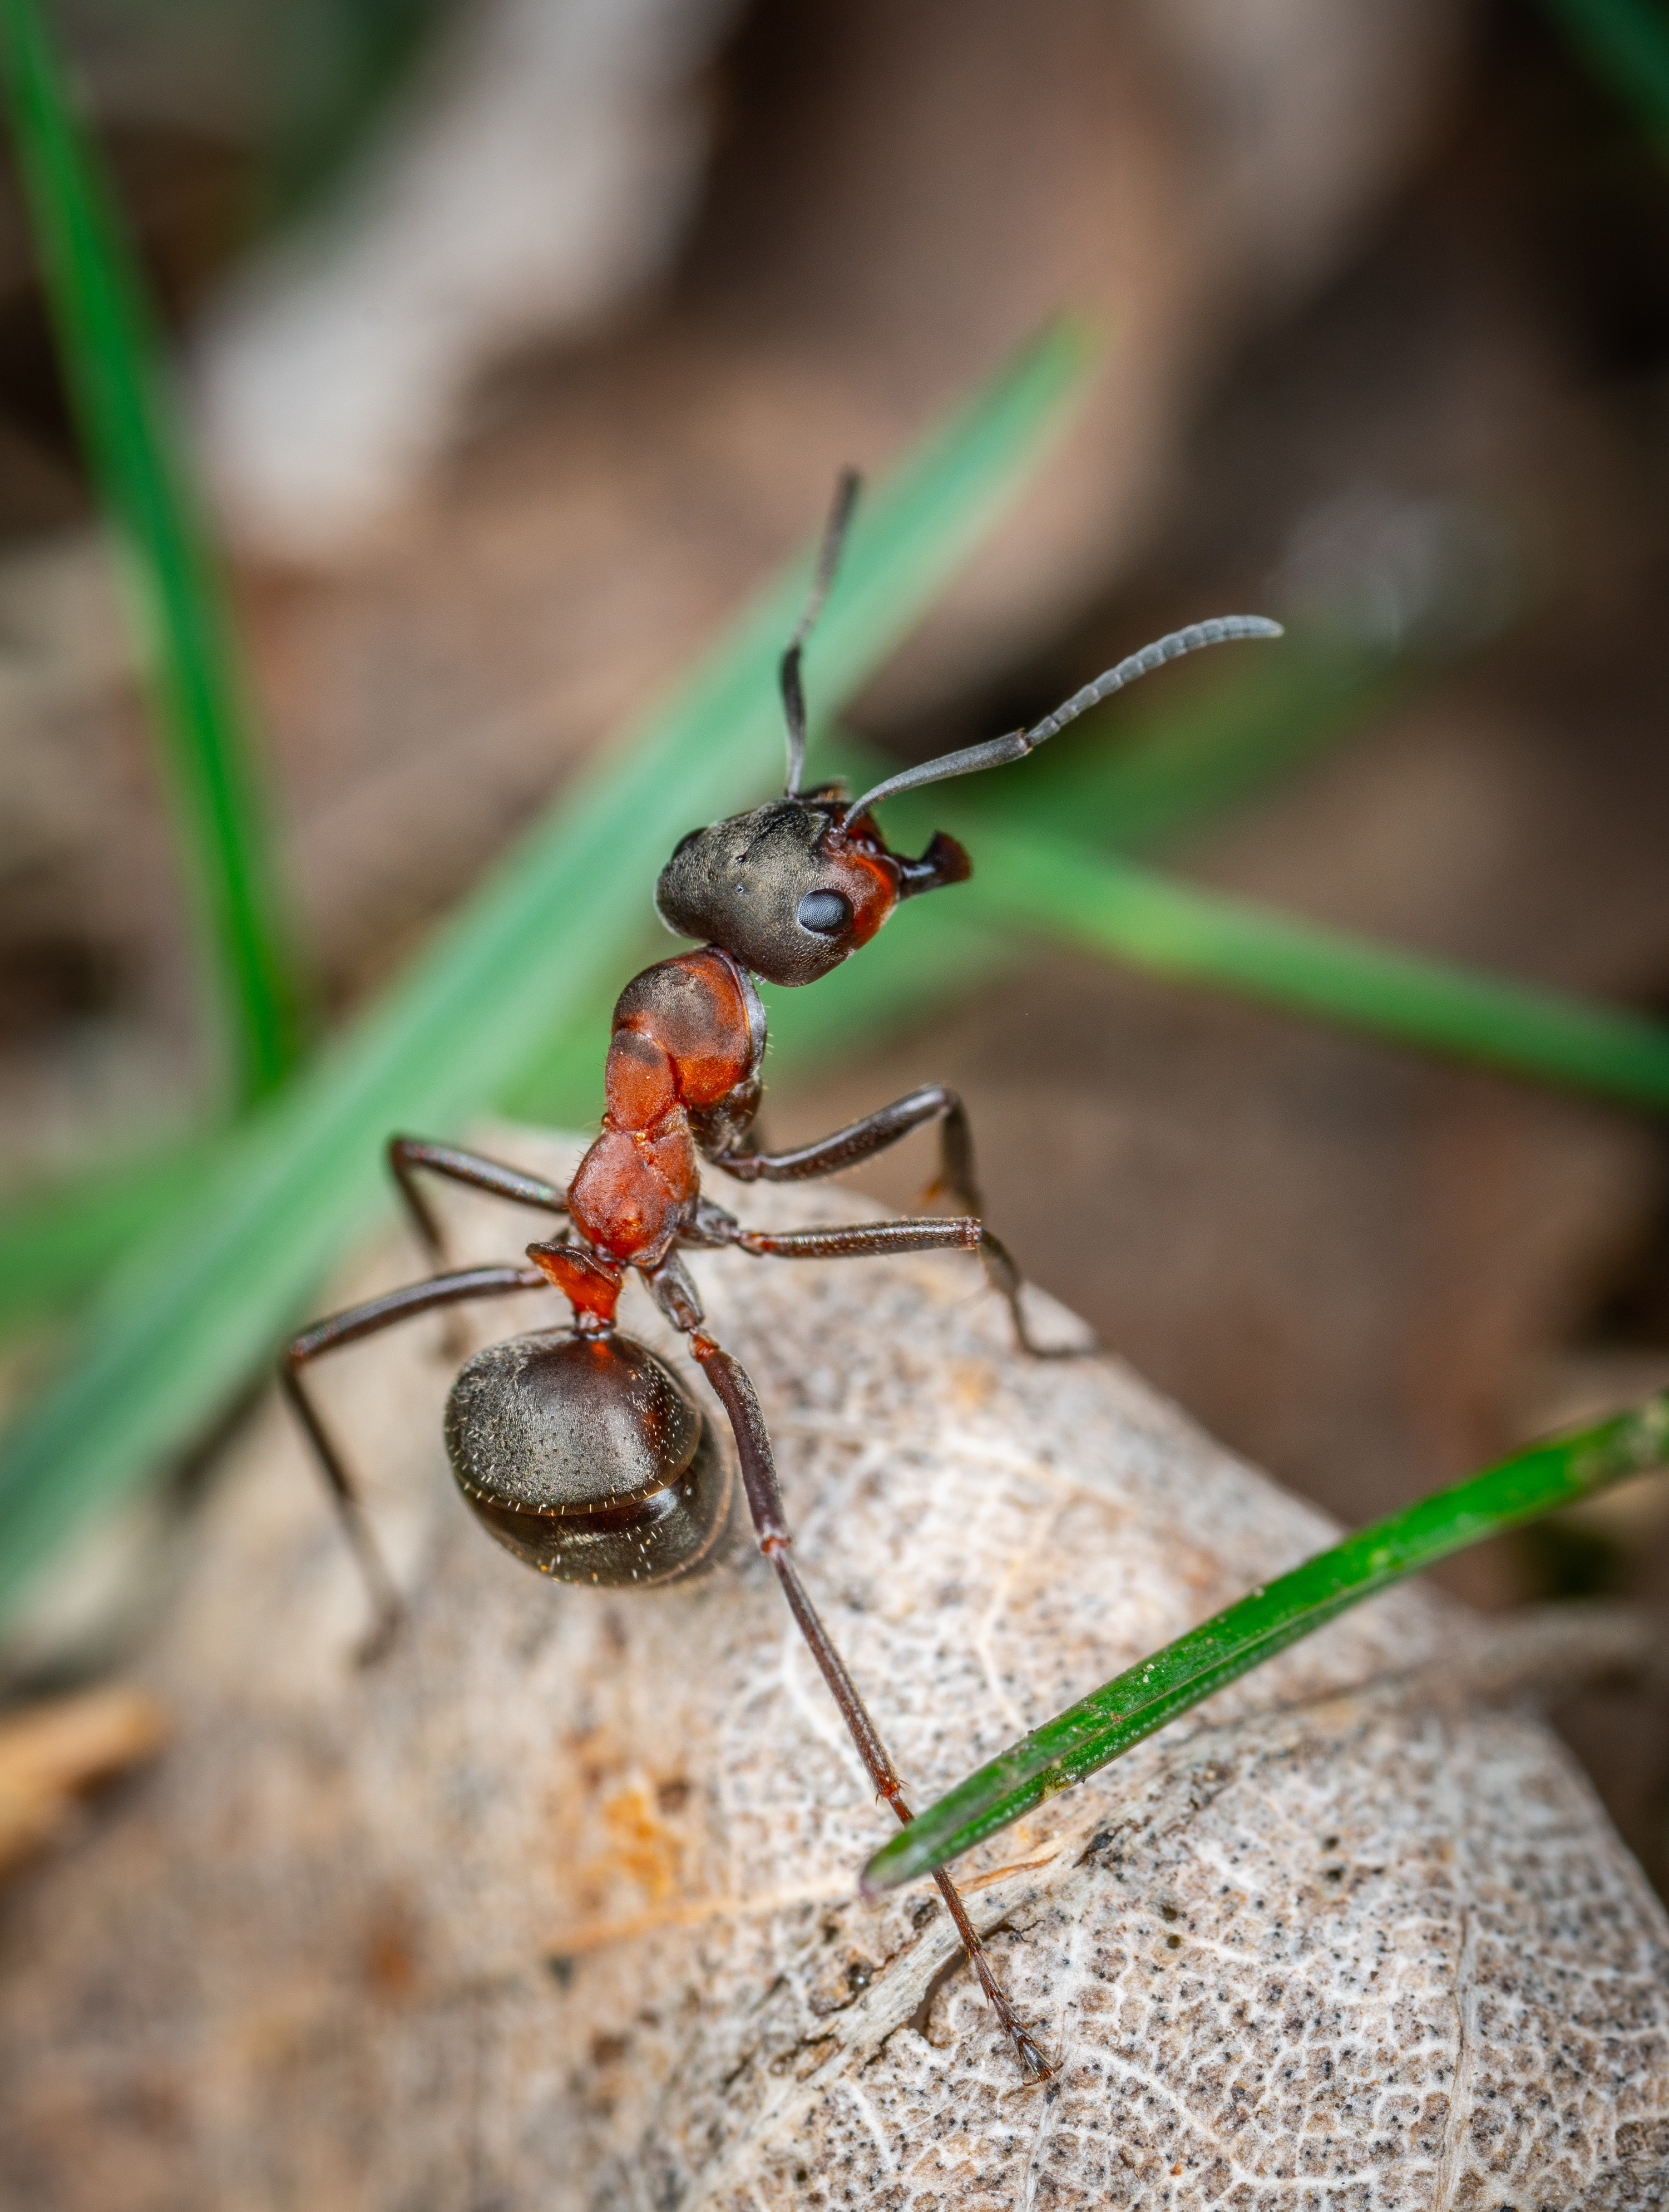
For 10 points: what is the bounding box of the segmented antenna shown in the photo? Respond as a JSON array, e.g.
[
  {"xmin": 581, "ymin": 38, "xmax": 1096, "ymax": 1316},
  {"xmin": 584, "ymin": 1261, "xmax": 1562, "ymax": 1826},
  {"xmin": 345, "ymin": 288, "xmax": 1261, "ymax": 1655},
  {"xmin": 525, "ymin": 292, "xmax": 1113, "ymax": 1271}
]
[
  {"xmin": 843, "ymin": 614, "xmax": 1284, "ymax": 823},
  {"xmin": 782, "ymin": 469, "xmax": 861, "ymax": 798}
]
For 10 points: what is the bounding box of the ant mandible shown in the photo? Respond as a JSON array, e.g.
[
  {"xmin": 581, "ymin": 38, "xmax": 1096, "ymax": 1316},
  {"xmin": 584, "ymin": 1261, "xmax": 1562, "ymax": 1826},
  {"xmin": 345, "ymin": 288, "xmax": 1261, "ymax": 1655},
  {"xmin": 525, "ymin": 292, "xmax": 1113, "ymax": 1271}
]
[{"xmin": 280, "ymin": 472, "xmax": 1280, "ymax": 2082}]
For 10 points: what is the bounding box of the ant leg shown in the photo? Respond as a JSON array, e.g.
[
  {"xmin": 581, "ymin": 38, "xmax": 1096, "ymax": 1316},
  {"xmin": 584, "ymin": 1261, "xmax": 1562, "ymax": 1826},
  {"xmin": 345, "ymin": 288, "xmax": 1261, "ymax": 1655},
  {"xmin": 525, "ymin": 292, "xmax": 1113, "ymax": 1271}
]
[
  {"xmin": 684, "ymin": 1324, "xmax": 1051, "ymax": 2082},
  {"xmin": 709, "ymin": 1214, "xmax": 1088, "ymax": 1361},
  {"xmin": 645, "ymin": 1250, "xmax": 704, "ymax": 1334},
  {"xmin": 281, "ymin": 1263, "xmax": 547, "ymax": 1658},
  {"xmin": 387, "ymin": 1136, "xmax": 569, "ymax": 1269},
  {"xmin": 710, "ymin": 1085, "xmax": 983, "ymax": 1214}
]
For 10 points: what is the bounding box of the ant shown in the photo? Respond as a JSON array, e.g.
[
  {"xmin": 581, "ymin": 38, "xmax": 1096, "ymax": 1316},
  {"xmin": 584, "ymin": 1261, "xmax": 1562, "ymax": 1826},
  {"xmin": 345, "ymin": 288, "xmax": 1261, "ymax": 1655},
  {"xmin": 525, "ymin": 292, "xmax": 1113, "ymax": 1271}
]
[{"xmin": 280, "ymin": 471, "xmax": 1280, "ymax": 2083}]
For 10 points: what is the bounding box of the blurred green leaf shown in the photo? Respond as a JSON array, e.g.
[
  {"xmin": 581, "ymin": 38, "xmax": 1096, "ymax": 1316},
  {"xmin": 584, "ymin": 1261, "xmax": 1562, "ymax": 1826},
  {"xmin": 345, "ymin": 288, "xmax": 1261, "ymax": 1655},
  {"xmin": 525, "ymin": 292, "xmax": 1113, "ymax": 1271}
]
[
  {"xmin": 0, "ymin": 0, "xmax": 310, "ymax": 1102},
  {"xmin": 0, "ymin": 1143, "xmax": 201, "ymax": 1339},
  {"xmin": 3, "ymin": 621, "xmax": 1655, "ymax": 1337},
  {"xmin": 761, "ymin": 890, "xmax": 1015, "ymax": 1080},
  {"xmin": 505, "ymin": 644, "xmax": 1398, "ymax": 1109},
  {"xmin": 946, "ymin": 634, "xmax": 1400, "ymax": 855},
  {"xmin": 0, "ymin": 319, "xmax": 1097, "ymax": 1621},
  {"xmin": 259, "ymin": 0, "xmax": 451, "ymax": 225},
  {"xmin": 1539, "ymin": 0, "xmax": 1669, "ymax": 142},
  {"xmin": 762, "ymin": 639, "xmax": 1398, "ymax": 1077},
  {"xmin": 768, "ymin": 629, "xmax": 1669, "ymax": 1117},
  {"xmin": 493, "ymin": 954, "xmax": 650, "ymax": 1132},
  {"xmin": 0, "ymin": 635, "xmax": 1393, "ymax": 1329},
  {"xmin": 963, "ymin": 823, "xmax": 1669, "ymax": 1114},
  {"xmin": 865, "ymin": 1389, "xmax": 1669, "ymax": 1890}
]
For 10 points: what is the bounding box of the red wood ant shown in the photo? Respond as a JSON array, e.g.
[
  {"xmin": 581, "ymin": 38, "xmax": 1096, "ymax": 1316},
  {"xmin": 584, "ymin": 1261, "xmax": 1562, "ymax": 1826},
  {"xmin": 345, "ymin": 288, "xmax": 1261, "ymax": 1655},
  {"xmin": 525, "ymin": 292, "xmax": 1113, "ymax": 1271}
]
[{"xmin": 280, "ymin": 473, "xmax": 1280, "ymax": 2081}]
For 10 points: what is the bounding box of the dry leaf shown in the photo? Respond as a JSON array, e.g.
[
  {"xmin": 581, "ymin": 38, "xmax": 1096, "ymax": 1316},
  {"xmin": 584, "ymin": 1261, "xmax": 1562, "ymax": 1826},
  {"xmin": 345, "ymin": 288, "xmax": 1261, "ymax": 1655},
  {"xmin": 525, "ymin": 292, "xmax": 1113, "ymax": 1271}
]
[
  {"xmin": 0, "ymin": 1132, "xmax": 1662, "ymax": 2209},
  {"xmin": 0, "ymin": 1683, "xmax": 166, "ymax": 1877}
]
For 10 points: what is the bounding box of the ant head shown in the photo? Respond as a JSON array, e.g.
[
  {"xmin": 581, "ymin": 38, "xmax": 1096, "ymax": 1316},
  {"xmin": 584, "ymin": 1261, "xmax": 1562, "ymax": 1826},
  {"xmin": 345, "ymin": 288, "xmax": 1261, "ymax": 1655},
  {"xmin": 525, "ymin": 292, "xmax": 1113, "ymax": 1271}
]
[
  {"xmin": 658, "ymin": 470, "xmax": 1281, "ymax": 986},
  {"xmin": 656, "ymin": 794, "xmax": 965, "ymax": 986}
]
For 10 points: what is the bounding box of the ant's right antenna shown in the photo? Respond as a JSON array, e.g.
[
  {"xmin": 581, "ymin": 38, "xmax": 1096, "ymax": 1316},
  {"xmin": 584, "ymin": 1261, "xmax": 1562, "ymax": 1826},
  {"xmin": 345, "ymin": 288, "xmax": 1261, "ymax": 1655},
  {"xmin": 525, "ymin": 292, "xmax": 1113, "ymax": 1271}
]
[
  {"xmin": 782, "ymin": 469, "xmax": 861, "ymax": 798},
  {"xmin": 843, "ymin": 615, "xmax": 1283, "ymax": 822}
]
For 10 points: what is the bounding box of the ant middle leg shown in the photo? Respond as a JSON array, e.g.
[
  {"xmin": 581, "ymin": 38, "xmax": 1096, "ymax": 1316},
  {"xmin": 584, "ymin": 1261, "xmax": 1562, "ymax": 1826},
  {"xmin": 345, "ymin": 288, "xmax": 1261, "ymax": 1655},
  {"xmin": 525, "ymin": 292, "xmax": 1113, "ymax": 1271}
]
[
  {"xmin": 643, "ymin": 1255, "xmax": 1051, "ymax": 2082},
  {"xmin": 387, "ymin": 1135, "xmax": 569, "ymax": 1269},
  {"xmin": 701, "ymin": 1213, "xmax": 1085, "ymax": 1360},
  {"xmin": 709, "ymin": 1084, "xmax": 983, "ymax": 1215},
  {"xmin": 282, "ymin": 1263, "xmax": 548, "ymax": 1657}
]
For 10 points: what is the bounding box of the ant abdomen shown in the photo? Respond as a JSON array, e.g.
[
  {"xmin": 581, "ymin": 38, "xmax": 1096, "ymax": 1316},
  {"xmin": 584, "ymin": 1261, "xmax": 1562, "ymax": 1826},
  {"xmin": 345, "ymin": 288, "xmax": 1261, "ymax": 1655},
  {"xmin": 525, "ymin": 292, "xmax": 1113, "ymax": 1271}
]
[{"xmin": 443, "ymin": 1331, "xmax": 733, "ymax": 1587}]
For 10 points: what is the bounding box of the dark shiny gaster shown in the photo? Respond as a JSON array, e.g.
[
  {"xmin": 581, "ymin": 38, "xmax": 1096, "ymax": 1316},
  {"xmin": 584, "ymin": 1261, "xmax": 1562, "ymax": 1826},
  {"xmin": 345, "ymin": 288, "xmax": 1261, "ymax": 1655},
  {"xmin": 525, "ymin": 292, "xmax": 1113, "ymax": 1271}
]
[{"xmin": 445, "ymin": 1330, "xmax": 732, "ymax": 1585}]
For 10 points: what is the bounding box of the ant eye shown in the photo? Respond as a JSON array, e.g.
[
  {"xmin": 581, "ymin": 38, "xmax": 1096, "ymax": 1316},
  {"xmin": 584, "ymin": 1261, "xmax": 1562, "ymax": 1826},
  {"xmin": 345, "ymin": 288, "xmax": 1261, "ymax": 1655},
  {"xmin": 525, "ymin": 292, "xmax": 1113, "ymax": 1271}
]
[
  {"xmin": 671, "ymin": 828, "xmax": 703, "ymax": 858},
  {"xmin": 796, "ymin": 888, "xmax": 852, "ymax": 936}
]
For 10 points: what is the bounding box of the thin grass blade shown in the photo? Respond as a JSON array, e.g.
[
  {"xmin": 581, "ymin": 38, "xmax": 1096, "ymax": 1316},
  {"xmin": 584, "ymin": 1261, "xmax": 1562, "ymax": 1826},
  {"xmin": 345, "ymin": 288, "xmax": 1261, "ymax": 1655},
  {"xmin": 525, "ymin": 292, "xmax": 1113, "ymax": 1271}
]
[
  {"xmin": 1538, "ymin": 0, "xmax": 1669, "ymax": 141},
  {"xmin": 865, "ymin": 1390, "xmax": 1669, "ymax": 1890},
  {"xmin": 0, "ymin": 0, "xmax": 309, "ymax": 1100},
  {"xmin": 944, "ymin": 634, "xmax": 1400, "ymax": 855},
  {"xmin": 515, "ymin": 678, "xmax": 1669, "ymax": 1143},
  {"xmin": 966, "ymin": 826, "xmax": 1669, "ymax": 1113},
  {"xmin": 0, "ymin": 1143, "xmax": 201, "ymax": 1339},
  {"xmin": 7, "ymin": 633, "xmax": 1655, "ymax": 1334},
  {"xmin": 0, "ymin": 637, "xmax": 1389, "ymax": 1327},
  {"xmin": 761, "ymin": 644, "xmax": 1398, "ymax": 1075},
  {"xmin": 0, "ymin": 319, "xmax": 1096, "ymax": 1621}
]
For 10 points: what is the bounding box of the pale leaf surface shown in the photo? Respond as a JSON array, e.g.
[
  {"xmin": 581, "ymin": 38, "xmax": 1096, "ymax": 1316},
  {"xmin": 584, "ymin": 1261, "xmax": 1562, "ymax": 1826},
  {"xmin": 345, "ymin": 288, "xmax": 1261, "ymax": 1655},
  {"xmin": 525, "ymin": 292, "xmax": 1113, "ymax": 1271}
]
[{"xmin": 0, "ymin": 1133, "xmax": 1663, "ymax": 2208}]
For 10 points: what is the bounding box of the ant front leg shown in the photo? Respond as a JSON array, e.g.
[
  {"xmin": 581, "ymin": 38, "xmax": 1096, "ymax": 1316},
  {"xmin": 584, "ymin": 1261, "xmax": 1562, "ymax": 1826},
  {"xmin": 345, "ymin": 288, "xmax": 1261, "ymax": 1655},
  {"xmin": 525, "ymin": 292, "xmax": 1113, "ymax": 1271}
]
[
  {"xmin": 646, "ymin": 1263, "xmax": 1053, "ymax": 2083},
  {"xmin": 282, "ymin": 1263, "xmax": 547, "ymax": 1658},
  {"xmin": 710, "ymin": 1085, "xmax": 984, "ymax": 1217},
  {"xmin": 387, "ymin": 1136, "xmax": 569, "ymax": 1270}
]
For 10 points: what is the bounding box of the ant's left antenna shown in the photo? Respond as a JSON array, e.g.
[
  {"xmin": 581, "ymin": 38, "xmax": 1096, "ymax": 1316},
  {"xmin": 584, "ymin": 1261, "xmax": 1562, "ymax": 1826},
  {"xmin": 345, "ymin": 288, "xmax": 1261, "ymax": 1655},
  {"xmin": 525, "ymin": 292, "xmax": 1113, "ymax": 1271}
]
[
  {"xmin": 843, "ymin": 614, "xmax": 1283, "ymax": 822},
  {"xmin": 782, "ymin": 469, "xmax": 861, "ymax": 798}
]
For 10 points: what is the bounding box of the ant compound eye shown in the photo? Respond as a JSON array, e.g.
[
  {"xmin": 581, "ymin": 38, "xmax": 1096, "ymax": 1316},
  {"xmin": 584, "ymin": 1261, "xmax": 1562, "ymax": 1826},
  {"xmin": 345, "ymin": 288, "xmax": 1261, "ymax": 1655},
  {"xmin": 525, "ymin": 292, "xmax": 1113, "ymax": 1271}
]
[
  {"xmin": 670, "ymin": 827, "xmax": 703, "ymax": 858},
  {"xmin": 796, "ymin": 888, "xmax": 853, "ymax": 936}
]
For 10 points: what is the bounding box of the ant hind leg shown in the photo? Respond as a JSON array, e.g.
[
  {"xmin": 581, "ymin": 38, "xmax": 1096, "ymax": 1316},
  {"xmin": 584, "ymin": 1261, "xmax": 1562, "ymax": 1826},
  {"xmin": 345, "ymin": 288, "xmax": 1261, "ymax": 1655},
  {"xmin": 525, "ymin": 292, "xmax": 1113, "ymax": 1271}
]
[
  {"xmin": 281, "ymin": 1263, "xmax": 547, "ymax": 1659},
  {"xmin": 680, "ymin": 1315, "xmax": 1053, "ymax": 2081}
]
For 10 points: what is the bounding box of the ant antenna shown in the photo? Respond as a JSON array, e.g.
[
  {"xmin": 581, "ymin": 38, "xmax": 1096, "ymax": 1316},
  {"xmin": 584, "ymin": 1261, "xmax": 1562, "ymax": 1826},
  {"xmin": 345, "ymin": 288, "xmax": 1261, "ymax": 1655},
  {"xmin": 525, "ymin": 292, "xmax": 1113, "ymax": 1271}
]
[
  {"xmin": 843, "ymin": 614, "xmax": 1284, "ymax": 822},
  {"xmin": 782, "ymin": 468, "xmax": 861, "ymax": 798}
]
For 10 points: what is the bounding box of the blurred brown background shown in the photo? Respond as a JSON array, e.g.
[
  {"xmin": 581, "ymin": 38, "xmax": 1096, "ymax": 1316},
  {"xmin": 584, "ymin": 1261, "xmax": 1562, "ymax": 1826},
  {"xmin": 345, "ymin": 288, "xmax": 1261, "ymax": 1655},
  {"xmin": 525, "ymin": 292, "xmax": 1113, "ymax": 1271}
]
[{"xmin": 2, "ymin": 0, "xmax": 1668, "ymax": 1890}]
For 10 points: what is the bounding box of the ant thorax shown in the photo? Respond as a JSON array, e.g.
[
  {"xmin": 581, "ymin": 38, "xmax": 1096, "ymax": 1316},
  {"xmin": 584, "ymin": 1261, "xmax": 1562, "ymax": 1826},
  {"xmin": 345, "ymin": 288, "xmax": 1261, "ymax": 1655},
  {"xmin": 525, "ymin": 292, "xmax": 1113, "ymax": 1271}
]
[{"xmin": 562, "ymin": 948, "xmax": 762, "ymax": 1274}]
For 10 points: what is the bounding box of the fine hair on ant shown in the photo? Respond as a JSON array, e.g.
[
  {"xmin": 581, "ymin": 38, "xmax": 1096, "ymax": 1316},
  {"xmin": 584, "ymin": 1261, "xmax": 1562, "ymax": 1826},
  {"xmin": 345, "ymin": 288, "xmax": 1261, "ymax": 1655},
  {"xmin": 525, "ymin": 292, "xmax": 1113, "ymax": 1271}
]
[{"xmin": 281, "ymin": 473, "xmax": 1280, "ymax": 2080}]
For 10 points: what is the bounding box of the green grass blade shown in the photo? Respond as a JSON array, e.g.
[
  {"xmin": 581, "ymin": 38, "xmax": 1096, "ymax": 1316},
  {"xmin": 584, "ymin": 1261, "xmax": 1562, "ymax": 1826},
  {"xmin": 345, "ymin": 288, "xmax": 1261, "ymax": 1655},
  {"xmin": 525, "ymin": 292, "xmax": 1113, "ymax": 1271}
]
[
  {"xmin": 0, "ymin": 0, "xmax": 308, "ymax": 1100},
  {"xmin": 493, "ymin": 940, "xmax": 660, "ymax": 1130},
  {"xmin": 865, "ymin": 1390, "xmax": 1669, "ymax": 1890},
  {"xmin": 944, "ymin": 636, "xmax": 1400, "ymax": 856},
  {"xmin": 1538, "ymin": 0, "xmax": 1669, "ymax": 141},
  {"xmin": 966, "ymin": 826, "xmax": 1669, "ymax": 1113},
  {"xmin": 0, "ymin": 320, "xmax": 1095, "ymax": 1622},
  {"xmin": 760, "ymin": 894, "xmax": 1018, "ymax": 1077},
  {"xmin": 759, "ymin": 644, "xmax": 1398, "ymax": 1078},
  {"xmin": 0, "ymin": 1143, "xmax": 202, "ymax": 1338},
  {"xmin": 0, "ymin": 635, "xmax": 1398, "ymax": 1323},
  {"xmin": 1, "ymin": 631, "xmax": 1643, "ymax": 1336},
  {"xmin": 258, "ymin": 0, "xmax": 447, "ymax": 226}
]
